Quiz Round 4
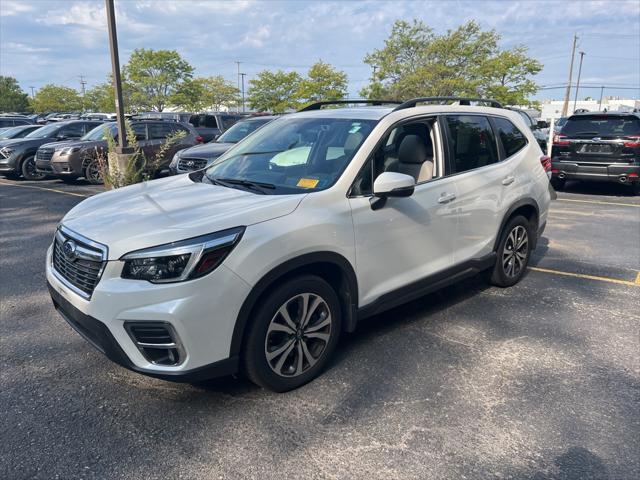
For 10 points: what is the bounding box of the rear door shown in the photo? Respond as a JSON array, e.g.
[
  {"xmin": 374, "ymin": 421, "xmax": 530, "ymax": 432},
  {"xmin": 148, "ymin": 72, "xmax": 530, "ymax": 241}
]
[
  {"xmin": 554, "ymin": 114, "xmax": 640, "ymax": 167},
  {"xmin": 442, "ymin": 114, "xmax": 512, "ymax": 263}
]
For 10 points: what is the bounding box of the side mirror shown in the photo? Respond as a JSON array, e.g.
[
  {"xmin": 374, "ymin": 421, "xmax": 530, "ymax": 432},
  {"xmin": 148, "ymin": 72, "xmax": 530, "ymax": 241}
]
[
  {"xmin": 370, "ymin": 172, "xmax": 415, "ymax": 210},
  {"xmin": 56, "ymin": 134, "xmax": 67, "ymax": 141},
  {"xmin": 537, "ymin": 120, "xmax": 549, "ymax": 129}
]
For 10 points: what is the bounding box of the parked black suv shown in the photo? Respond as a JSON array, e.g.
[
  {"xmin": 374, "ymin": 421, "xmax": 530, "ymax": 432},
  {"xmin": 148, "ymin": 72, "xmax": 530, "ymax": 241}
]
[
  {"xmin": 35, "ymin": 120, "xmax": 200, "ymax": 184},
  {"xmin": 136, "ymin": 112, "xmax": 246, "ymax": 142},
  {"xmin": 0, "ymin": 120, "xmax": 103, "ymax": 180},
  {"xmin": 551, "ymin": 112, "xmax": 640, "ymax": 191}
]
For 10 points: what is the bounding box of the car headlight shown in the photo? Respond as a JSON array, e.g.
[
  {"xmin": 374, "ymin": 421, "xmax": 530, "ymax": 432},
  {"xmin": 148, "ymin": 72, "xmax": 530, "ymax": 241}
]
[
  {"xmin": 60, "ymin": 147, "xmax": 81, "ymax": 156},
  {"xmin": 120, "ymin": 226, "xmax": 245, "ymax": 283},
  {"xmin": 170, "ymin": 150, "xmax": 183, "ymax": 168},
  {"xmin": 0, "ymin": 147, "xmax": 14, "ymax": 156}
]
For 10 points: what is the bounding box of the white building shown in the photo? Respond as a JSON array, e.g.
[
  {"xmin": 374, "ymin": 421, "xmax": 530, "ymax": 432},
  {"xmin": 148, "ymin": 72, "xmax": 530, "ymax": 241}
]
[{"xmin": 540, "ymin": 97, "xmax": 639, "ymax": 121}]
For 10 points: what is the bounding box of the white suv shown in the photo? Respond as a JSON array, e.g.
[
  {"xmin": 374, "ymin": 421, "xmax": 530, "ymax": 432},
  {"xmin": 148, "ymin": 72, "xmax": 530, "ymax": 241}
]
[{"xmin": 46, "ymin": 98, "xmax": 552, "ymax": 392}]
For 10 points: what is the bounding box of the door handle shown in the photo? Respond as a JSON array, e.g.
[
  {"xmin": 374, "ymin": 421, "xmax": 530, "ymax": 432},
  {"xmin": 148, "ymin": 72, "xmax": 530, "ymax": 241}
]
[
  {"xmin": 502, "ymin": 176, "xmax": 515, "ymax": 186},
  {"xmin": 437, "ymin": 193, "xmax": 456, "ymax": 204}
]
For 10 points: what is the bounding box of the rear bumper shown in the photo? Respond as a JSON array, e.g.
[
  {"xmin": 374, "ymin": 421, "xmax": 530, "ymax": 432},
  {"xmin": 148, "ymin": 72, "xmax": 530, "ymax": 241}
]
[
  {"xmin": 551, "ymin": 161, "xmax": 639, "ymax": 184},
  {"xmin": 47, "ymin": 282, "xmax": 239, "ymax": 382}
]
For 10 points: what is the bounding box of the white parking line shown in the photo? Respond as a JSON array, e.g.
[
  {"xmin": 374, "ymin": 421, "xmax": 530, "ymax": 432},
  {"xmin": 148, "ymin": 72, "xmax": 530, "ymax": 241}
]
[
  {"xmin": 556, "ymin": 198, "xmax": 640, "ymax": 208},
  {"xmin": 0, "ymin": 181, "xmax": 91, "ymax": 198}
]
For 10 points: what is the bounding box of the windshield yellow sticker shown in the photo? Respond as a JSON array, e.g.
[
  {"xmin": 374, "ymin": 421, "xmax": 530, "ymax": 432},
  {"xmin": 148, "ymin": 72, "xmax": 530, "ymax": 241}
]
[{"xmin": 297, "ymin": 178, "xmax": 320, "ymax": 189}]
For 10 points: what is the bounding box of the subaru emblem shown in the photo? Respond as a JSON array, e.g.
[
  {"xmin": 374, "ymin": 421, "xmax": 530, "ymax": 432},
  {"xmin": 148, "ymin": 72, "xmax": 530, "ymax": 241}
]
[{"xmin": 62, "ymin": 240, "xmax": 77, "ymax": 260}]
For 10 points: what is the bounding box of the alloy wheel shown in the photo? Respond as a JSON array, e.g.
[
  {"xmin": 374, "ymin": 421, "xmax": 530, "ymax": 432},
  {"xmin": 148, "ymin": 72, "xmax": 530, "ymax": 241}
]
[
  {"xmin": 85, "ymin": 160, "xmax": 103, "ymax": 184},
  {"xmin": 23, "ymin": 157, "xmax": 45, "ymax": 180},
  {"xmin": 502, "ymin": 225, "xmax": 528, "ymax": 278},
  {"xmin": 264, "ymin": 293, "xmax": 332, "ymax": 378}
]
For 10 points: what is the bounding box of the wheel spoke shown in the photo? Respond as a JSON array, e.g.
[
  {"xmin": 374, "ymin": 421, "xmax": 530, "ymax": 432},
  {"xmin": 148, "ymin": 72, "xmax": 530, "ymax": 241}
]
[
  {"xmin": 267, "ymin": 321, "xmax": 295, "ymax": 335},
  {"xmin": 301, "ymin": 340, "xmax": 318, "ymax": 368},
  {"xmin": 266, "ymin": 338, "xmax": 294, "ymax": 362},
  {"xmin": 305, "ymin": 315, "xmax": 331, "ymax": 333},
  {"xmin": 295, "ymin": 342, "xmax": 304, "ymax": 375},
  {"xmin": 301, "ymin": 296, "xmax": 322, "ymax": 329},
  {"xmin": 273, "ymin": 341, "xmax": 296, "ymax": 374},
  {"xmin": 305, "ymin": 332, "xmax": 330, "ymax": 342},
  {"xmin": 298, "ymin": 293, "xmax": 310, "ymax": 326},
  {"xmin": 277, "ymin": 304, "xmax": 297, "ymax": 331}
]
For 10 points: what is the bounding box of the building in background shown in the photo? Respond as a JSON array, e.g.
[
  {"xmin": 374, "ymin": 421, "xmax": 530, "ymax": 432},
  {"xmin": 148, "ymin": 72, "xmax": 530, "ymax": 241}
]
[{"xmin": 540, "ymin": 97, "xmax": 639, "ymax": 121}]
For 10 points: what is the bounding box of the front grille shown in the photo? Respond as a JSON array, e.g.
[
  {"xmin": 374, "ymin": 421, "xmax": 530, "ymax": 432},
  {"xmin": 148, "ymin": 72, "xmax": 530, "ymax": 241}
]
[
  {"xmin": 177, "ymin": 157, "xmax": 208, "ymax": 172},
  {"xmin": 52, "ymin": 228, "xmax": 106, "ymax": 298},
  {"xmin": 37, "ymin": 148, "xmax": 55, "ymax": 163}
]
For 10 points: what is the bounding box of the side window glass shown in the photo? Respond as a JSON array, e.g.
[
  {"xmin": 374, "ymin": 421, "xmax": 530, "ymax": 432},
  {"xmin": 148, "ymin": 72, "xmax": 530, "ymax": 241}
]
[
  {"xmin": 446, "ymin": 115, "xmax": 498, "ymax": 173},
  {"xmin": 203, "ymin": 115, "xmax": 218, "ymax": 128},
  {"xmin": 132, "ymin": 123, "xmax": 147, "ymax": 141},
  {"xmin": 494, "ymin": 118, "xmax": 527, "ymax": 158},
  {"xmin": 148, "ymin": 123, "xmax": 173, "ymax": 139},
  {"xmin": 60, "ymin": 123, "xmax": 85, "ymax": 138}
]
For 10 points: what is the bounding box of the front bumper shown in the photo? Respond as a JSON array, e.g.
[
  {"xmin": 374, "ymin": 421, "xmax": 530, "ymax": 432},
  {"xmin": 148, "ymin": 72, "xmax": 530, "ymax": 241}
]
[
  {"xmin": 0, "ymin": 155, "xmax": 18, "ymax": 172},
  {"xmin": 46, "ymin": 245, "xmax": 251, "ymax": 381},
  {"xmin": 551, "ymin": 161, "xmax": 639, "ymax": 184}
]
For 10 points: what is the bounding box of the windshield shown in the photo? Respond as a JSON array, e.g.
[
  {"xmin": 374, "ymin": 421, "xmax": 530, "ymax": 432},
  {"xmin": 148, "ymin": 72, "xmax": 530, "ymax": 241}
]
[
  {"xmin": 216, "ymin": 118, "xmax": 271, "ymax": 144},
  {"xmin": 25, "ymin": 123, "xmax": 62, "ymax": 138},
  {"xmin": 205, "ymin": 116, "xmax": 376, "ymax": 194},
  {"xmin": 562, "ymin": 115, "xmax": 640, "ymax": 137},
  {"xmin": 0, "ymin": 125, "xmax": 35, "ymax": 139},
  {"xmin": 82, "ymin": 123, "xmax": 116, "ymax": 141}
]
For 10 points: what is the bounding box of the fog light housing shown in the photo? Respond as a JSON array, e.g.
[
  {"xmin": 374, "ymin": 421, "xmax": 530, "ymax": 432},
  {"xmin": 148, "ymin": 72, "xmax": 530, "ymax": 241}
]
[{"xmin": 124, "ymin": 321, "xmax": 185, "ymax": 366}]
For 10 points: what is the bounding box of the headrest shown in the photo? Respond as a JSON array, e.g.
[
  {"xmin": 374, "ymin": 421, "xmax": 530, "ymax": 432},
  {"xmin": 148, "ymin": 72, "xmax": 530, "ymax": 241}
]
[
  {"xmin": 398, "ymin": 135, "xmax": 433, "ymax": 164},
  {"xmin": 344, "ymin": 131, "xmax": 364, "ymax": 155}
]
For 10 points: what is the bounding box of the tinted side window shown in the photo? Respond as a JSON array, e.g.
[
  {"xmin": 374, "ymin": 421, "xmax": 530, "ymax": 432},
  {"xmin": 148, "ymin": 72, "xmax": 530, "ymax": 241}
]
[
  {"xmin": 148, "ymin": 123, "xmax": 174, "ymax": 139},
  {"xmin": 494, "ymin": 117, "xmax": 527, "ymax": 157},
  {"xmin": 132, "ymin": 123, "xmax": 147, "ymax": 141},
  {"xmin": 203, "ymin": 115, "xmax": 218, "ymax": 128},
  {"xmin": 446, "ymin": 115, "xmax": 498, "ymax": 173},
  {"xmin": 60, "ymin": 123, "xmax": 85, "ymax": 138},
  {"xmin": 0, "ymin": 119, "xmax": 12, "ymax": 127},
  {"xmin": 221, "ymin": 115, "xmax": 240, "ymax": 129}
]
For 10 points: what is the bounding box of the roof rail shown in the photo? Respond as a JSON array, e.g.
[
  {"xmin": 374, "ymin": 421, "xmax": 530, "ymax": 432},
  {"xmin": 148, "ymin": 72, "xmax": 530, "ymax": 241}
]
[
  {"xmin": 393, "ymin": 97, "xmax": 503, "ymax": 111},
  {"xmin": 298, "ymin": 99, "xmax": 402, "ymax": 112}
]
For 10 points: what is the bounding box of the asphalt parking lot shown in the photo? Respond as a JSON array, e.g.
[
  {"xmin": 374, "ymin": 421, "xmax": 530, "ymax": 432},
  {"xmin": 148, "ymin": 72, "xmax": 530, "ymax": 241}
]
[{"xmin": 1, "ymin": 177, "xmax": 639, "ymax": 480}]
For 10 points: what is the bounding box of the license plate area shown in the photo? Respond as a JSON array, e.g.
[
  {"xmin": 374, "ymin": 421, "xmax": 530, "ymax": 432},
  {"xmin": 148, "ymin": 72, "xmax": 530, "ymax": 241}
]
[{"xmin": 579, "ymin": 144, "xmax": 612, "ymax": 154}]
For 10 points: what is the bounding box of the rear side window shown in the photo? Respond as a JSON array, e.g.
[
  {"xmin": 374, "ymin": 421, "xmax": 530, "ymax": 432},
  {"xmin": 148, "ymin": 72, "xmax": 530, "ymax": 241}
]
[
  {"xmin": 446, "ymin": 115, "xmax": 499, "ymax": 173},
  {"xmin": 60, "ymin": 123, "xmax": 85, "ymax": 138},
  {"xmin": 148, "ymin": 123, "xmax": 173, "ymax": 139},
  {"xmin": 494, "ymin": 118, "xmax": 528, "ymax": 157},
  {"xmin": 562, "ymin": 116, "xmax": 640, "ymax": 137},
  {"xmin": 221, "ymin": 115, "xmax": 241, "ymax": 129},
  {"xmin": 132, "ymin": 123, "xmax": 147, "ymax": 141}
]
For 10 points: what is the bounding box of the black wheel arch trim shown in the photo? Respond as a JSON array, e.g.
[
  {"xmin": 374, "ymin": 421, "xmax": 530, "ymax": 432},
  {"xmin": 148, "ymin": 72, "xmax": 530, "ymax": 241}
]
[
  {"xmin": 229, "ymin": 251, "xmax": 359, "ymax": 357},
  {"xmin": 493, "ymin": 197, "xmax": 540, "ymax": 252}
]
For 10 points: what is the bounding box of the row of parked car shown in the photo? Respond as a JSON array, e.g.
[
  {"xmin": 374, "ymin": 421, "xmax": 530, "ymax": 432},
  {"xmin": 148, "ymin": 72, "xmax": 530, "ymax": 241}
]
[{"xmin": 0, "ymin": 112, "xmax": 277, "ymax": 182}]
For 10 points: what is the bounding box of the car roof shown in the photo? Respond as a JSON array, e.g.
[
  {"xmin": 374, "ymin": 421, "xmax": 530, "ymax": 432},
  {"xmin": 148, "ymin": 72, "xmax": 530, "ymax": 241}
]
[{"xmin": 292, "ymin": 106, "xmax": 395, "ymax": 120}]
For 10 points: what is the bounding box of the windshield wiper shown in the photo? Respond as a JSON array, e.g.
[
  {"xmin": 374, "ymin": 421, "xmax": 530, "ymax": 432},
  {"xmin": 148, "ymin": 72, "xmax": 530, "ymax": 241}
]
[{"xmin": 211, "ymin": 177, "xmax": 276, "ymax": 194}]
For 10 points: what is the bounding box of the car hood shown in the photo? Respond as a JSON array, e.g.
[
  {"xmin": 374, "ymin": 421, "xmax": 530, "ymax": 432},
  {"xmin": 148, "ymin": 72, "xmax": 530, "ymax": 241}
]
[
  {"xmin": 40, "ymin": 139, "xmax": 106, "ymax": 151},
  {"xmin": 0, "ymin": 137, "xmax": 54, "ymax": 150},
  {"xmin": 179, "ymin": 142, "xmax": 234, "ymax": 159},
  {"xmin": 61, "ymin": 174, "xmax": 305, "ymax": 259}
]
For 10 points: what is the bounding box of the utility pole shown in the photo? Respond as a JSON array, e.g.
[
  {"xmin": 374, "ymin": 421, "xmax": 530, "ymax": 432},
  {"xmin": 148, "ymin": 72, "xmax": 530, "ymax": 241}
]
[
  {"xmin": 240, "ymin": 73, "xmax": 246, "ymax": 113},
  {"xmin": 235, "ymin": 61, "xmax": 241, "ymax": 113},
  {"xmin": 105, "ymin": 0, "xmax": 130, "ymax": 153},
  {"xmin": 598, "ymin": 86, "xmax": 605, "ymax": 111},
  {"xmin": 79, "ymin": 75, "xmax": 87, "ymax": 112},
  {"xmin": 29, "ymin": 86, "xmax": 35, "ymax": 99},
  {"xmin": 561, "ymin": 34, "xmax": 578, "ymax": 117},
  {"xmin": 572, "ymin": 52, "xmax": 585, "ymax": 113}
]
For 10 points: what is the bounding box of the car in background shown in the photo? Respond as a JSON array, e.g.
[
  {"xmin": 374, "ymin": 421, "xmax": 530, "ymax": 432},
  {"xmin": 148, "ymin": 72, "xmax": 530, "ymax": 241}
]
[
  {"xmin": 552, "ymin": 117, "xmax": 568, "ymax": 134},
  {"xmin": 0, "ymin": 124, "xmax": 42, "ymax": 140},
  {"xmin": 35, "ymin": 120, "xmax": 200, "ymax": 184},
  {"xmin": 169, "ymin": 115, "xmax": 278, "ymax": 174},
  {"xmin": 136, "ymin": 111, "xmax": 247, "ymax": 142},
  {"xmin": 0, "ymin": 120, "xmax": 103, "ymax": 180},
  {"xmin": 0, "ymin": 115, "xmax": 34, "ymax": 128},
  {"xmin": 551, "ymin": 112, "xmax": 640, "ymax": 192}
]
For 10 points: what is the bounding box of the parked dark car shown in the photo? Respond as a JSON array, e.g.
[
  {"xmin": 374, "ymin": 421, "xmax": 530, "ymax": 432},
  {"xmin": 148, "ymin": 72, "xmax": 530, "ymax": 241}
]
[
  {"xmin": 0, "ymin": 120, "xmax": 103, "ymax": 180},
  {"xmin": 136, "ymin": 111, "xmax": 247, "ymax": 142},
  {"xmin": 551, "ymin": 112, "xmax": 640, "ymax": 191},
  {"xmin": 0, "ymin": 124, "xmax": 42, "ymax": 140},
  {"xmin": 35, "ymin": 120, "xmax": 200, "ymax": 184},
  {"xmin": 0, "ymin": 115, "xmax": 33, "ymax": 128},
  {"xmin": 506, "ymin": 107, "xmax": 549, "ymax": 151},
  {"xmin": 169, "ymin": 115, "xmax": 278, "ymax": 174}
]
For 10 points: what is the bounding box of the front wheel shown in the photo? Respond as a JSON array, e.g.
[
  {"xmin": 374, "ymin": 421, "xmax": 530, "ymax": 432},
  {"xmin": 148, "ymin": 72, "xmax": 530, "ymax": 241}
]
[
  {"xmin": 242, "ymin": 275, "xmax": 342, "ymax": 392},
  {"xmin": 489, "ymin": 215, "xmax": 532, "ymax": 287},
  {"xmin": 21, "ymin": 156, "xmax": 46, "ymax": 180},
  {"xmin": 84, "ymin": 159, "xmax": 103, "ymax": 184}
]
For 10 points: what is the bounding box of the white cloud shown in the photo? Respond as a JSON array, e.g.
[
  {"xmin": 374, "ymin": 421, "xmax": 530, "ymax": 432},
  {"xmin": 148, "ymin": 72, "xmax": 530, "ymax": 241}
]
[
  {"xmin": 3, "ymin": 42, "xmax": 51, "ymax": 53},
  {"xmin": 0, "ymin": 0, "xmax": 34, "ymax": 16}
]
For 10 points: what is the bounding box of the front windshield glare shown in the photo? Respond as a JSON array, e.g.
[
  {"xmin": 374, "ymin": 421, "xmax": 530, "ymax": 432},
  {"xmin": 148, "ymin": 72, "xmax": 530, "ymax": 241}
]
[
  {"xmin": 82, "ymin": 123, "xmax": 116, "ymax": 141},
  {"xmin": 216, "ymin": 119, "xmax": 269, "ymax": 144},
  {"xmin": 205, "ymin": 117, "xmax": 376, "ymax": 194},
  {"xmin": 25, "ymin": 123, "xmax": 61, "ymax": 138}
]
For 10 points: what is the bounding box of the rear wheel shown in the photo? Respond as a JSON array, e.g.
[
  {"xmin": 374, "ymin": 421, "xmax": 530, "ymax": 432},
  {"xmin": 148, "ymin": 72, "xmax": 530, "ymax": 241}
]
[
  {"xmin": 21, "ymin": 156, "xmax": 46, "ymax": 180},
  {"xmin": 489, "ymin": 215, "xmax": 532, "ymax": 287},
  {"xmin": 242, "ymin": 275, "xmax": 341, "ymax": 392},
  {"xmin": 84, "ymin": 159, "xmax": 103, "ymax": 184}
]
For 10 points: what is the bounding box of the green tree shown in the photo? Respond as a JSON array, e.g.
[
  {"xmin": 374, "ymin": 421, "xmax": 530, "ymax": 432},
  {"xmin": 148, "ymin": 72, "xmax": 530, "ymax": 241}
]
[
  {"xmin": 360, "ymin": 20, "xmax": 542, "ymax": 106},
  {"xmin": 85, "ymin": 82, "xmax": 116, "ymax": 113},
  {"xmin": 31, "ymin": 84, "xmax": 82, "ymax": 113},
  {"xmin": 297, "ymin": 61, "xmax": 348, "ymax": 106},
  {"xmin": 171, "ymin": 76, "xmax": 239, "ymax": 111},
  {"xmin": 123, "ymin": 48, "xmax": 194, "ymax": 111},
  {"xmin": 0, "ymin": 76, "xmax": 30, "ymax": 112},
  {"xmin": 247, "ymin": 70, "xmax": 302, "ymax": 113}
]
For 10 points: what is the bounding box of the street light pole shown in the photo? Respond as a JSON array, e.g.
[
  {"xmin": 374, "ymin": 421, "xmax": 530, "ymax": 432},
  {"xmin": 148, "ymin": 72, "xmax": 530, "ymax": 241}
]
[
  {"xmin": 105, "ymin": 0, "xmax": 130, "ymax": 153},
  {"xmin": 240, "ymin": 73, "xmax": 246, "ymax": 112},
  {"xmin": 573, "ymin": 51, "xmax": 585, "ymax": 113}
]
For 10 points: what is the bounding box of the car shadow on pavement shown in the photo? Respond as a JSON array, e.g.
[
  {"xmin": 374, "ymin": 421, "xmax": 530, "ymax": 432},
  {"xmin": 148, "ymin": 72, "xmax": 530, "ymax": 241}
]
[{"xmin": 557, "ymin": 180, "xmax": 637, "ymax": 197}]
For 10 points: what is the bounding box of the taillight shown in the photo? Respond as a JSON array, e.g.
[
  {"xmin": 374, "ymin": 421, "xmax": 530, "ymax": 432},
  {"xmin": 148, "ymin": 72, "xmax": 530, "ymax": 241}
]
[
  {"xmin": 195, "ymin": 135, "xmax": 204, "ymax": 143},
  {"xmin": 623, "ymin": 136, "xmax": 640, "ymax": 147},
  {"xmin": 540, "ymin": 155, "xmax": 551, "ymax": 171},
  {"xmin": 553, "ymin": 134, "xmax": 570, "ymax": 146}
]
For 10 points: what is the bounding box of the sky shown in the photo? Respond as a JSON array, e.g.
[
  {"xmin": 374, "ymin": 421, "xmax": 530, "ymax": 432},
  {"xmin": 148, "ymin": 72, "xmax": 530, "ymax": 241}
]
[{"xmin": 1, "ymin": 0, "xmax": 639, "ymax": 102}]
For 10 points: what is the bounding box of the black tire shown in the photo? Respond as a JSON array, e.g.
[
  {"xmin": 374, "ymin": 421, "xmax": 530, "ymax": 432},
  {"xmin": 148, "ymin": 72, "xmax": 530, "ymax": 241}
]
[
  {"xmin": 84, "ymin": 159, "xmax": 103, "ymax": 184},
  {"xmin": 550, "ymin": 177, "xmax": 565, "ymax": 190},
  {"xmin": 242, "ymin": 275, "xmax": 342, "ymax": 392},
  {"xmin": 21, "ymin": 156, "xmax": 46, "ymax": 180},
  {"xmin": 489, "ymin": 215, "xmax": 533, "ymax": 288}
]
